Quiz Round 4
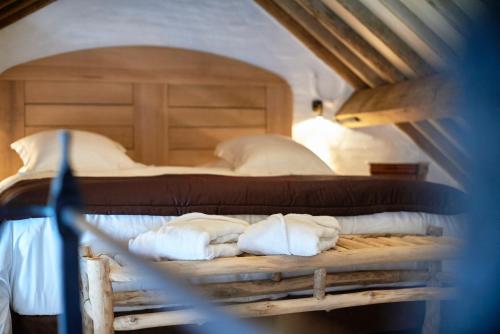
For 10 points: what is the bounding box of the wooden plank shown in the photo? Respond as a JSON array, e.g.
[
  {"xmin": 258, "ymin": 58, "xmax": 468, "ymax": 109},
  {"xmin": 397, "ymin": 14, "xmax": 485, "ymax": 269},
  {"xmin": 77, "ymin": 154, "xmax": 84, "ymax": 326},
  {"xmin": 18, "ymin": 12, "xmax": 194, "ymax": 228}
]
[
  {"xmin": 134, "ymin": 83, "xmax": 165, "ymax": 165},
  {"xmin": 380, "ymin": 0, "xmax": 456, "ymax": 60},
  {"xmin": 168, "ymin": 108, "xmax": 266, "ymax": 128},
  {"xmin": 112, "ymin": 270, "xmax": 431, "ymax": 307},
  {"xmin": 115, "ymin": 242, "xmax": 458, "ymax": 278},
  {"xmin": 0, "ymin": 0, "xmax": 55, "ymax": 30},
  {"xmin": 113, "ymin": 287, "xmax": 456, "ymax": 330},
  {"xmin": 266, "ymin": 85, "xmax": 293, "ymax": 136},
  {"xmin": 425, "ymin": 0, "xmax": 471, "ymax": 36},
  {"xmin": 25, "ymin": 104, "xmax": 133, "ymax": 126},
  {"xmin": 399, "ymin": 0, "xmax": 463, "ymax": 53},
  {"xmin": 0, "ymin": 81, "xmax": 13, "ymax": 179},
  {"xmin": 168, "ymin": 85, "xmax": 266, "ymax": 108},
  {"xmin": 412, "ymin": 120, "xmax": 470, "ymax": 170},
  {"xmin": 297, "ymin": 0, "xmax": 405, "ymax": 83},
  {"xmin": 169, "ymin": 127, "xmax": 266, "ymax": 150},
  {"xmin": 274, "ymin": 0, "xmax": 385, "ymax": 87},
  {"xmin": 336, "ymin": 75, "xmax": 456, "ymax": 127},
  {"xmin": 397, "ymin": 122, "xmax": 466, "ymax": 183},
  {"xmin": 325, "ymin": 0, "xmax": 434, "ymax": 77},
  {"xmin": 254, "ymin": 0, "xmax": 366, "ymax": 89},
  {"xmin": 25, "ymin": 81, "xmax": 133, "ymax": 104},
  {"xmin": 168, "ymin": 149, "xmax": 217, "ymax": 166},
  {"xmin": 25, "ymin": 126, "xmax": 134, "ymax": 149}
]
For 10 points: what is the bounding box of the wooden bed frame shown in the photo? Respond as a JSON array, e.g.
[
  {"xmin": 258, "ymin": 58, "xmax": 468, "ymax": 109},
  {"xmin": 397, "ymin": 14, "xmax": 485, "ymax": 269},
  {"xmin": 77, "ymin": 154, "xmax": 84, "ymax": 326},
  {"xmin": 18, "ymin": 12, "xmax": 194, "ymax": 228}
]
[{"xmin": 79, "ymin": 227, "xmax": 458, "ymax": 334}]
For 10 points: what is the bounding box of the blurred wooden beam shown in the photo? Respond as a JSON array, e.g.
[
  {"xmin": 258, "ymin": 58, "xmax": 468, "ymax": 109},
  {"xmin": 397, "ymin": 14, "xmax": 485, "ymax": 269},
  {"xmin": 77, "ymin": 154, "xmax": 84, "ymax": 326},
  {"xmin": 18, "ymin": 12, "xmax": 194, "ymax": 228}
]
[
  {"xmin": 397, "ymin": 122, "xmax": 466, "ymax": 183},
  {"xmin": 270, "ymin": 0, "xmax": 384, "ymax": 87},
  {"xmin": 336, "ymin": 75, "xmax": 456, "ymax": 127},
  {"xmin": 324, "ymin": 0, "xmax": 434, "ymax": 77},
  {"xmin": 0, "ymin": 0, "xmax": 55, "ymax": 30},
  {"xmin": 254, "ymin": 0, "xmax": 366, "ymax": 89},
  {"xmin": 297, "ymin": 0, "xmax": 405, "ymax": 83}
]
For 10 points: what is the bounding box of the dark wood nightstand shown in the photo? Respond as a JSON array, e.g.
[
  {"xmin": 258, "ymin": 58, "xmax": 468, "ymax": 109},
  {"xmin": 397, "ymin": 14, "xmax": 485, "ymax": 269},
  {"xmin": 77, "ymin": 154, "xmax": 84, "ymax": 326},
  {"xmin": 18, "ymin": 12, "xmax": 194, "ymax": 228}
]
[{"xmin": 369, "ymin": 163, "xmax": 429, "ymax": 180}]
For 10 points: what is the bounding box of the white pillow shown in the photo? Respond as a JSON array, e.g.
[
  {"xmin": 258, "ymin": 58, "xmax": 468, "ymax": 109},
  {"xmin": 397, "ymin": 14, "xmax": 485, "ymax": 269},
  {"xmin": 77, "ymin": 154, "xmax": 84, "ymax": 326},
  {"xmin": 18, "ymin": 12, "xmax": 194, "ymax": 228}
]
[
  {"xmin": 11, "ymin": 130, "xmax": 140, "ymax": 173},
  {"xmin": 214, "ymin": 134, "xmax": 334, "ymax": 176}
]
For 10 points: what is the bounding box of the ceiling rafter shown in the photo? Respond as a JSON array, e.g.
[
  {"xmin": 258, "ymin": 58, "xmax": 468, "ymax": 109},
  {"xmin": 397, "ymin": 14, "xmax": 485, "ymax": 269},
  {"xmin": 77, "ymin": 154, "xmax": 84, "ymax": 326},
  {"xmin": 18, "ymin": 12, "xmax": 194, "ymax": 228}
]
[
  {"xmin": 255, "ymin": 0, "xmax": 366, "ymax": 89},
  {"xmin": 272, "ymin": 0, "xmax": 385, "ymax": 87},
  {"xmin": 0, "ymin": 0, "xmax": 55, "ymax": 30},
  {"xmin": 296, "ymin": 0, "xmax": 405, "ymax": 84},
  {"xmin": 255, "ymin": 0, "xmax": 475, "ymax": 183}
]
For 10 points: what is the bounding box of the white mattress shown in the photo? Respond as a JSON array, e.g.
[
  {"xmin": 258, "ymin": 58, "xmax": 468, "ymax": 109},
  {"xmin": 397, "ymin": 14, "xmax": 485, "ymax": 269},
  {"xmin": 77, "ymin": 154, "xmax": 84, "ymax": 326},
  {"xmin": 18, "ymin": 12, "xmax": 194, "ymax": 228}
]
[{"xmin": 0, "ymin": 170, "xmax": 464, "ymax": 333}]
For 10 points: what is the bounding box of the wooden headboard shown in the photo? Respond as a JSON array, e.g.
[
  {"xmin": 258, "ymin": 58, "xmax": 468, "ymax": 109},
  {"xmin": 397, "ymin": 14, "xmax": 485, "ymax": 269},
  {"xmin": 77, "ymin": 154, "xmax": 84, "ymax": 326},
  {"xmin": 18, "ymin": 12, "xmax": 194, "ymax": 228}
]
[{"xmin": 0, "ymin": 46, "xmax": 292, "ymax": 178}]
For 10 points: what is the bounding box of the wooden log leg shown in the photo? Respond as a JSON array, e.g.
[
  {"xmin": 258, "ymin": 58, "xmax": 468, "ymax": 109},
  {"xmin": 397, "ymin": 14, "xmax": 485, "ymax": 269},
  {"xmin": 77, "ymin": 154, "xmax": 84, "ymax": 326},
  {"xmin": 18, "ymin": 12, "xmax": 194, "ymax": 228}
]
[
  {"xmin": 87, "ymin": 258, "xmax": 114, "ymax": 334},
  {"xmin": 422, "ymin": 226, "xmax": 443, "ymax": 334},
  {"xmin": 313, "ymin": 268, "xmax": 327, "ymax": 300},
  {"xmin": 80, "ymin": 247, "xmax": 94, "ymax": 334}
]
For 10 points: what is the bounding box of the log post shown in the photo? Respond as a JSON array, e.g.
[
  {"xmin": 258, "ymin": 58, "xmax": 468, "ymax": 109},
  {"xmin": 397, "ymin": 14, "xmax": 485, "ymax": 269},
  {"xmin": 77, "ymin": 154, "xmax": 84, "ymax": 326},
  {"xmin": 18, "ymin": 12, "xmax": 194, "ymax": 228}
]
[
  {"xmin": 422, "ymin": 226, "xmax": 443, "ymax": 334},
  {"xmin": 79, "ymin": 247, "xmax": 93, "ymax": 334},
  {"xmin": 87, "ymin": 257, "xmax": 114, "ymax": 334},
  {"xmin": 313, "ymin": 268, "xmax": 327, "ymax": 300}
]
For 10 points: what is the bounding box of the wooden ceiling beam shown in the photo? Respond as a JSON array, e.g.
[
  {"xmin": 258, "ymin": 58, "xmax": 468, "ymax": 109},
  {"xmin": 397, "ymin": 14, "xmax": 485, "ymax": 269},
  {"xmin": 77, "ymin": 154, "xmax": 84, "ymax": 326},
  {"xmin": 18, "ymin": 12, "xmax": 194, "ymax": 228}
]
[
  {"xmin": 296, "ymin": 0, "xmax": 405, "ymax": 84},
  {"xmin": 325, "ymin": 0, "xmax": 434, "ymax": 77},
  {"xmin": 424, "ymin": 0, "xmax": 471, "ymax": 36},
  {"xmin": 254, "ymin": 0, "xmax": 366, "ymax": 89},
  {"xmin": 272, "ymin": 0, "xmax": 384, "ymax": 88},
  {"xmin": 0, "ymin": 0, "xmax": 55, "ymax": 30},
  {"xmin": 335, "ymin": 75, "xmax": 457, "ymax": 127},
  {"xmin": 412, "ymin": 120, "xmax": 469, "ymax": 170},
  {"xmin": 380, "ymin": 0, "xmax": 456, "ymax": 60},
  {"xmin": 397, "ymin": 122, "xmax": 466, "ymax": 183}
]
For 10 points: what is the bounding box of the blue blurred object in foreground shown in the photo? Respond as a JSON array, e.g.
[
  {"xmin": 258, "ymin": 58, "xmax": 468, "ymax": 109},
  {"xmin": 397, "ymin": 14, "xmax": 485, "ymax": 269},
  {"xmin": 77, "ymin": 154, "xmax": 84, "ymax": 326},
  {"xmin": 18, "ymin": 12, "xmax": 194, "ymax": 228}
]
[{"xmin": 448, "ymin": 1, "xmax": 500, "ymax": 332}]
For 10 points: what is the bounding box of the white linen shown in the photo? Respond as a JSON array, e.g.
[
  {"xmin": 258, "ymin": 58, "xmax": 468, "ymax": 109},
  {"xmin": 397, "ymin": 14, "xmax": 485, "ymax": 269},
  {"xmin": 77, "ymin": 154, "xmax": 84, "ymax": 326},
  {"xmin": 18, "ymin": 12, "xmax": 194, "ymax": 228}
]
[
  {"xmin": 11, "ymin": 130, "xmax": 141, "ymax": 173},
  {"xmin": 237, "ymin": 213, "xmax": 340, "ymax": 256},
  {"xmin": 0, "ymin": 212, "xmax": 463, "ymax": 320},
  {"xmin": 215, "ymin": 134, "xmax": 334, "ymax": 175},
  {"xmin": 129, "ymin": 213, "xmax": 249, "ymax": 260}
]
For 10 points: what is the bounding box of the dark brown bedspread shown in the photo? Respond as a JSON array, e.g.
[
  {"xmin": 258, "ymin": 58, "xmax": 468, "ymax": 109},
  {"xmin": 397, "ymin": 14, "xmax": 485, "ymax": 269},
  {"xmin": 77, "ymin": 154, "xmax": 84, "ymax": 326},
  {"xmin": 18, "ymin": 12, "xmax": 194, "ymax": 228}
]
[{"xmin": 0, "ymin": 174, "xmax": 466, "ymax": 220}]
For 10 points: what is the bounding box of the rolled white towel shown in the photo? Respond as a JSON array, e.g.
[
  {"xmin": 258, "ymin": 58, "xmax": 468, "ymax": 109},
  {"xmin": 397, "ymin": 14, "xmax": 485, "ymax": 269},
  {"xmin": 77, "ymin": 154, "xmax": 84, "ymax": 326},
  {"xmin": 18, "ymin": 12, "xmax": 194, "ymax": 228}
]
[
  {"xmin": 238, "ymin": 213, "xmax": 341, "ymax": 256},
  {"xmin": 129, "ymin": 213, "xmax": 249, "ymax": 260}
]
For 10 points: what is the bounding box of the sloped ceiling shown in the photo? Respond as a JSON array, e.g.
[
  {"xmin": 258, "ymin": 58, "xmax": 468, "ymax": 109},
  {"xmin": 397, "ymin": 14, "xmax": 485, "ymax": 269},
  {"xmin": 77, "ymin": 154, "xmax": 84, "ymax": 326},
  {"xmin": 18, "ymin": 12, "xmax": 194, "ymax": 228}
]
[
  {"xmin": 0, "ymin": 0, "xmax": 55, "ymax": 30},
  {"xmin": 255, "ymin": 0, "xmax": 484, "ymax": 183}
]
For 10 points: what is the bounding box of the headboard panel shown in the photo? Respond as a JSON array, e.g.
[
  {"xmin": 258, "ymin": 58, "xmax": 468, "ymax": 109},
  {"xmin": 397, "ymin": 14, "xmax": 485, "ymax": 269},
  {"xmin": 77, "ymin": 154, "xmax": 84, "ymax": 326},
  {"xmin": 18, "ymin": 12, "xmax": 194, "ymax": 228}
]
[{"xmin": 0, "ymin": 46, "xmax": 292, "ymax": 178}]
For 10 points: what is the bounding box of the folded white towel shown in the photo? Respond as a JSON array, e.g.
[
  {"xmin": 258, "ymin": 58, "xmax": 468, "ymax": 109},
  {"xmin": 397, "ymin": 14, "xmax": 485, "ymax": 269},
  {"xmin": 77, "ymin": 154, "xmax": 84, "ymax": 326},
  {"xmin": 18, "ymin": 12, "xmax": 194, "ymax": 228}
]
[
  {"xmin": 238, "ymin": 213, "xmax": 341, "ymax": 256},
  {"xmin": 129, "ymin": 213, "xmax": 249, "ymax": 260}
]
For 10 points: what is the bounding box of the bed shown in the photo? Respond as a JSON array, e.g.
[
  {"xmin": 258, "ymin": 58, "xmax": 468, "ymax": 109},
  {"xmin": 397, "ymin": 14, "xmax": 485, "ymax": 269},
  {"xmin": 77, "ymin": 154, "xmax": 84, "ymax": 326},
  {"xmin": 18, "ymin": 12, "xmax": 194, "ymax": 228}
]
[{"xmin": 0, "ymin": 46, "xmax": 466, "ymax": 334}]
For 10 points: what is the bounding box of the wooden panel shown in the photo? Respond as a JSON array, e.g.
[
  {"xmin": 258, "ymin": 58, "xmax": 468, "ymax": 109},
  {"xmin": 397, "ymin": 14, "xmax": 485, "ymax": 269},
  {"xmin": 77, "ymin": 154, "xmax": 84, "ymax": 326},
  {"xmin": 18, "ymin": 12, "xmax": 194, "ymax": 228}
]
[
  {"xmin": 266, "ymin": 85, "xmax": 293, "ymax": 136},
  {"xmin": 168, "ymin": 150, "xmax": 217, "ymax": 166},
  {"xmin": 25, "ymin": 81, "xmax": 133, "ymax": 104},
  {"xmin": 25, "ymin": 105, "xmax": 134, "ymax": 126},
  {"xmin": 0, "ymin": 81, "xmax": 13, "ymax": 179},
  {"xmin": 25, "ymin": 126, "xmax": 134, "ymax": 149},
  {"xmin": 134, "ymin": 83, "xmax": 165, "ymax": 165},
  {"xmin": 168, "ymin": 85, "xmax": 267, "ymax": 108},
  {"xmin": 169, "ymin": 108, "xmax": 266, "ymax": 127},
  {"xmin": 169, "ymin": 127, "xmax": 266, "ymax": 150}
]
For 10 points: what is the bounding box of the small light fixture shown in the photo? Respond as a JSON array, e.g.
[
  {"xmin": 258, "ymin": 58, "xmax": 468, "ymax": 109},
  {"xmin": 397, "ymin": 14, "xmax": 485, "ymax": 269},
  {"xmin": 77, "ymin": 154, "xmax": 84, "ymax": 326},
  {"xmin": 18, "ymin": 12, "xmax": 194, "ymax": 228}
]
[{"xmin": 312, "ymin": 99, "xmax": 323, "ymax": 118}]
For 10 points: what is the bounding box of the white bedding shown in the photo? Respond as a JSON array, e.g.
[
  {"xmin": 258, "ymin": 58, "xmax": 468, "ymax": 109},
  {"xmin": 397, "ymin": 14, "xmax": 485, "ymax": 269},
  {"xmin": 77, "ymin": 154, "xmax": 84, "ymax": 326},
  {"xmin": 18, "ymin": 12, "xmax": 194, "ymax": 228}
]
[{"xmin": 0, "ymin": 168, "xmax": 465, "ymax": 334}]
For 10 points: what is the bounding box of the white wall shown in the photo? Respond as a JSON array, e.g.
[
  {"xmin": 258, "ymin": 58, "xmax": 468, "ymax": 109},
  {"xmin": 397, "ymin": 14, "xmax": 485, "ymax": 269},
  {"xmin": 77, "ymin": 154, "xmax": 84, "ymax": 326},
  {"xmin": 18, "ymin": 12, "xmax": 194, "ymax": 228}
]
[{"xmin": 0, "ymin": 0, "xmax": 456, "ymax": 186}]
